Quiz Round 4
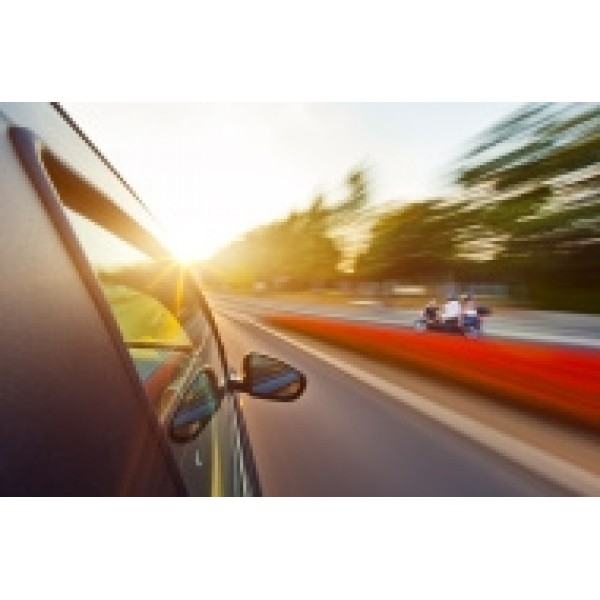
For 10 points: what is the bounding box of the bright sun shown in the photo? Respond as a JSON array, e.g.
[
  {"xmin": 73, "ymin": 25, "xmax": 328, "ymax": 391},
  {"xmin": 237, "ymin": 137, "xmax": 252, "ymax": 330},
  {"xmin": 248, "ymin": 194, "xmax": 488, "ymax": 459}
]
[
  {"xmin": 164, "ymin": 217, "xmax": 230, "ymax": 263},
  {"xmin": 168, "ymin": 231, "xmax": 207, "ymax": 263}
]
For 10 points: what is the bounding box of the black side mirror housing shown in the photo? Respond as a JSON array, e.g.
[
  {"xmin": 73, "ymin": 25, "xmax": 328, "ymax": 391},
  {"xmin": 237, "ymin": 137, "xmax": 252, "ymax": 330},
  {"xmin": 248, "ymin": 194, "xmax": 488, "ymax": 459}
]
[
  {"xmin": 229, "ymin": 352, "xmax": 306, "ymax": 402},
  {"xmin": 169, "ymin": 366, "xmax": 222, "ymax": 443}
]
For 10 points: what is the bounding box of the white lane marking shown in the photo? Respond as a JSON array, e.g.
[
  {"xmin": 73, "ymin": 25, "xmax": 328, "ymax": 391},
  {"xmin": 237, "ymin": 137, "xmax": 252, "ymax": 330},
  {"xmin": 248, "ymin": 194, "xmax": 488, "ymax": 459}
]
[
  {"xmin": 195, "ymin": 449, "xmax": 203, "ymax": 468},
  {"xmin": 220, "ymin": 308, "xmax": 600, "ymax": 496}
]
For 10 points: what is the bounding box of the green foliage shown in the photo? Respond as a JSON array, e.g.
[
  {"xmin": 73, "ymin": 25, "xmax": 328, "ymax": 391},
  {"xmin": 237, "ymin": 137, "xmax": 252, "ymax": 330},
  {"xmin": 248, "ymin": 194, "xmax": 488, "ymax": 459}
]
[
  {"xmin": 355, "ymin": 103, "xmax": 600, "ymax": 312},
  {"xmin": 457, "ymin": 103, "xmax": 600, "ymax": 300},
  {"xmin": 355, "ymin": 200, "xmax": 456, "ymax": 280},
  {"xmin": 206, "ymin": 168, "xmax": 372, "ymax": 290}
]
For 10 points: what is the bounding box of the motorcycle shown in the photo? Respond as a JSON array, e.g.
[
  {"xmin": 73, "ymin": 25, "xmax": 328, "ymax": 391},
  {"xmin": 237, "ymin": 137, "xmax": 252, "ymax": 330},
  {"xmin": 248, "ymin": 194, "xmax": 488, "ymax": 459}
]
[{"xmin": 413, "ymin": 305, "xmax": 491, "ymax": 338}]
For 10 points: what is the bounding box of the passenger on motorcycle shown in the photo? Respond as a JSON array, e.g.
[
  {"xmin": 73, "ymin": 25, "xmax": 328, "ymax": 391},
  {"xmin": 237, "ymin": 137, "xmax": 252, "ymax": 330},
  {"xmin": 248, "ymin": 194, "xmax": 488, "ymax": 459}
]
[{"xmin": 460, "ymin": 293, "xmax": 479, "ymax": 330}]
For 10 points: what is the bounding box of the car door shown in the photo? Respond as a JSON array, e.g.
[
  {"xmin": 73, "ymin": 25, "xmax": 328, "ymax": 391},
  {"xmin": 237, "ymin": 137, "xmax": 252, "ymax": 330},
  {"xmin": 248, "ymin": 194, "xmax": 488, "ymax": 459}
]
[{"xmin": 2, "ymin": 112, "xmax": 251, "ymax": 495}]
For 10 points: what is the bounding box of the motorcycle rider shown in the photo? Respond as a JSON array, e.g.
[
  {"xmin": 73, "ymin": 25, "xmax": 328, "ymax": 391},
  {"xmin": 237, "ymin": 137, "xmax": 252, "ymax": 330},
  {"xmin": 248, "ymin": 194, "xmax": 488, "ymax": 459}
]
[
  {"xmin": 422, "ymin": 299, "xmax": 439, "ymax": 325},
  {"xmin": 441, "ymin": 293, "xmax": 461, "ymax": 328}
]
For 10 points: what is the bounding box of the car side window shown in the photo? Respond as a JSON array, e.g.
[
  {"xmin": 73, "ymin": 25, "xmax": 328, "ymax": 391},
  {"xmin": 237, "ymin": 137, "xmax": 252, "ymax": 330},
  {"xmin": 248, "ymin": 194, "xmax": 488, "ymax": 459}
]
[{"xmin": 63, "ymin": 208, "xmax": 227, "ymax": 414}]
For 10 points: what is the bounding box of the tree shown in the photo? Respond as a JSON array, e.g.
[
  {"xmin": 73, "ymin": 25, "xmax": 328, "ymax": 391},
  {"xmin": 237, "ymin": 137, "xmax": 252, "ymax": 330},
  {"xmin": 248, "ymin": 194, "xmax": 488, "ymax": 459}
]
[
  {"xmin": 328, "ymin": 167, "xmax": 374, "ymax": 272},
  {"xmin": 206, "ymin": 195, "xmax": 342, "ymax": 290},
  {"xmin": 354, "ymin": 103, "xmax": 600, "ymax": 311},
  {"xmin": 454, "ymin": 102, "xmax": 600, "ymax": 310},
  {"xmin": 206, "ymin": 167, "xmax": 371, "ymax": 291},
  {"xmin": 355, "ymin": 199, "xmax": 452, "ymax": 281}
]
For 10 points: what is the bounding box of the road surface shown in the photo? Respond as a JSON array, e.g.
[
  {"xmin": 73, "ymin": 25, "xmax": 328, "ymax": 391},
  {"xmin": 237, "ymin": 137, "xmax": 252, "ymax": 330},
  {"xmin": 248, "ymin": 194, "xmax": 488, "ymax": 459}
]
[{"xmin": 213, "ymin": 306, "xmax": 600, "ymax": 496}]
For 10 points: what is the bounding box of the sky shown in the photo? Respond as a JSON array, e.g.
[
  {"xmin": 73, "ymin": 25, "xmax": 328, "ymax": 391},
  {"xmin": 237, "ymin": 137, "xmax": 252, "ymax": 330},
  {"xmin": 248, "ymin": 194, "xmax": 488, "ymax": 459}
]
[{"xmin": 64, "ymin": 102, "xmax": 523, "ymax": 261}]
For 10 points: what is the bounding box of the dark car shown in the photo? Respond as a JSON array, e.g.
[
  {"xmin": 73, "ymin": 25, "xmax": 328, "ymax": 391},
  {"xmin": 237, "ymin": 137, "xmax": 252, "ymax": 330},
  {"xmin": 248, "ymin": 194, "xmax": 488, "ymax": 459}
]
[{"xmin": 0, "ymin": 102, "xmax": 306, "ymax": 496}]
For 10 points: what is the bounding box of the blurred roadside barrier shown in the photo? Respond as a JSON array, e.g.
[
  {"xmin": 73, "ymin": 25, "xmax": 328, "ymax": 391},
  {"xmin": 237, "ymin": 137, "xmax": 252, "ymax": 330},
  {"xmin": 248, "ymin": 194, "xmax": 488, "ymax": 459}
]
[{"xmin": 264, "ymin": 314, "xmax": 600, "ymax": 428}]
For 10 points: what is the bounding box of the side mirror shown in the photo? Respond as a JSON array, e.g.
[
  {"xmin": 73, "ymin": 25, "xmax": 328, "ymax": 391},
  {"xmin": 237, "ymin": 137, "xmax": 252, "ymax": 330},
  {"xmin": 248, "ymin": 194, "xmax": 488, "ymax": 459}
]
[
  {"xmin": 230, "ymin": 352, "xmax": 306, "ymax": 401},
  {"xmin": 169, "ymin": 366, "xmax": 222, "ymax": 443}
]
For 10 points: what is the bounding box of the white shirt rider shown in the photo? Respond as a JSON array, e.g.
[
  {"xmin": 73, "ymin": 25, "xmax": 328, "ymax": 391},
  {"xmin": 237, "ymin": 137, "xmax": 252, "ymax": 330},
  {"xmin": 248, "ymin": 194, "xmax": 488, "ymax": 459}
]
[{"xmin": 441, "ymin": 297, "xmax": 461, "ymax": 321}]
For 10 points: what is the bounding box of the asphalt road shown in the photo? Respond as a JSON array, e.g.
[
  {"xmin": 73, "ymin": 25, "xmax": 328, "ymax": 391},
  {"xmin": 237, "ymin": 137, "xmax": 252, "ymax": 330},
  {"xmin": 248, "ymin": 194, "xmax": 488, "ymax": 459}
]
[{"xmin": 215, "ymin": 309, "xmax": 571, "ymax": 496}]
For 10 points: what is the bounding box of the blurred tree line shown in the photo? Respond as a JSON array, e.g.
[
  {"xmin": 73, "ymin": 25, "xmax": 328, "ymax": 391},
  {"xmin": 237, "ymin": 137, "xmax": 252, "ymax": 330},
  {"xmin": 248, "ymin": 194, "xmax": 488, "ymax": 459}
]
[
  {"xmin": 204, "ymin": 103, "xmax": 600, "ymax": 313},
  {"xmin": 204, "ymin": 169, "xmax": 369, "ymax": 291}
]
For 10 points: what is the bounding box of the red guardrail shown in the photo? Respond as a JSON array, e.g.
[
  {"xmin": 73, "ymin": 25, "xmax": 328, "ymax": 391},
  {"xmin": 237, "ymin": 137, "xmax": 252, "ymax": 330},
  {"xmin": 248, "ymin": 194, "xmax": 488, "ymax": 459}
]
[{"xmin": 264, "ymin": 314, "xmax": 600, "ymax": 428}]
